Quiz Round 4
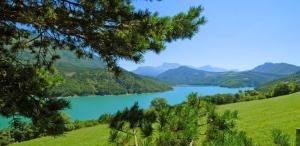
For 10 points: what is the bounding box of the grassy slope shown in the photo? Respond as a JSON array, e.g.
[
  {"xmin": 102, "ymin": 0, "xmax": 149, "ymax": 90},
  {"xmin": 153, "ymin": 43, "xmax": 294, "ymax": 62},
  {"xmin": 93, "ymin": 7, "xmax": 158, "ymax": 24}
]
[
  {"xmin": 219, "ymin": 92, "xmax": 300, "ymax": 145},
  {"xmin": 11, "ymin": 92, "xmax": 300, "ymax": 146},
  {"xmin": 11, "ymin": 125, "xmax": 111, "ymax": 146}
]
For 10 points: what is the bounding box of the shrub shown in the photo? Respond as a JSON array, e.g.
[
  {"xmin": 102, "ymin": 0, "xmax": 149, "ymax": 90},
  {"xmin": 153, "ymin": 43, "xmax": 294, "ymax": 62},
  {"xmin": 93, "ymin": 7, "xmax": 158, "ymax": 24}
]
[
  {"xmin": 0, "ymin": 129, "xmax": 13, "ymax": 146},
  {"xmin": 98, "ymin": 113, "xmax": 113, "ymax": 124},
  {"xmin": 73, "ymin": 120, "xmax": 100, "ymax": 129}
]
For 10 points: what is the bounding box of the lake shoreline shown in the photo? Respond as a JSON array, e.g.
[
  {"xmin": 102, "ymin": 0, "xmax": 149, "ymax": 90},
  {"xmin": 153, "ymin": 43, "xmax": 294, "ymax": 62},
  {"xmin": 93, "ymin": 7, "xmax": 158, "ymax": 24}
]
[
  {"xmin": 57, "ymin": 84, "xmax": 254, "ymax": 99},
  {"xmin": 57, "ymin": 87, "xmax": 174, "ymax": 99}
]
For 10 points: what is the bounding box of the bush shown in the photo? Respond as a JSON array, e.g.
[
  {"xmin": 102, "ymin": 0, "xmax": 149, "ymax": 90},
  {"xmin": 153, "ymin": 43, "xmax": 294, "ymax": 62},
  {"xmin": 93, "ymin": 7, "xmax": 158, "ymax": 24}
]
[
  {"xmin": 203, "ymin": 90, "xmax": 267, "ymax": 105},
  {"xmin": 204, "ymin": 131, "xmax": 254, "ymax": 146},
  {"xmin": 0, "ymin": 129, "xmax": 13, "ymax": 146},
  {"xmin": 270, "ymin": 82, "xmax": 300, "ymax": 97},
  {"xmin": 11, "ymin": 124, "xmax": 37, "ymax": 142},
  {"xmin": 73, "ymin": 120, "xmax": 100, "ymax": 129},
  {"xmin": 98, "ymin": 113, "xmax": 113, "ymax": 124}
]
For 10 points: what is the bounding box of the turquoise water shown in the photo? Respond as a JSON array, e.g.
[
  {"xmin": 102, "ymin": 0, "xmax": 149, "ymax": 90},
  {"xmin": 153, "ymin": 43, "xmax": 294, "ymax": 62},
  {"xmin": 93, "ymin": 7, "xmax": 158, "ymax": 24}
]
[{"xmin": 0, "ymin": 86, "xmax": 251, "ymax": 129}]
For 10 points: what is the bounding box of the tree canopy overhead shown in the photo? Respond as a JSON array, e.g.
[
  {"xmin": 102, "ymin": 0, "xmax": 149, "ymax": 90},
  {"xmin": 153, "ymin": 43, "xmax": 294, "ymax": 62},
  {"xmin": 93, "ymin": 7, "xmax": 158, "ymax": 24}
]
[
  {"xmin": 0, "ymin": 0, "xmax": 205, "ymax": 135},
  {"xmin": 1, "ymin": 0, "xmax": 205, "ymax": 72}
]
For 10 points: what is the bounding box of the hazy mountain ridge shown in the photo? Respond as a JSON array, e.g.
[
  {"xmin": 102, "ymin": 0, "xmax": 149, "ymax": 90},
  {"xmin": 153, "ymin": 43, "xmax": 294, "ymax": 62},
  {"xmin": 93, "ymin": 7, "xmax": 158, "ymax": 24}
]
[
  {"xmin": 133, "ymin": 63, "xmax": 181, "ymax": 77},
  {"xmin": 197, "ymin": 65, "xmax": 231, "ymax": 72},
  {"xmin": 252, "ymin": 62, "xmax": 300, "ymax": 75},
  {"xmin": 133, "ymin": 63, "xmax": 232, "ymax": 76},
  {"xmin": 133, "ymin": 62, "xmax": 300, "ymax": 88}
]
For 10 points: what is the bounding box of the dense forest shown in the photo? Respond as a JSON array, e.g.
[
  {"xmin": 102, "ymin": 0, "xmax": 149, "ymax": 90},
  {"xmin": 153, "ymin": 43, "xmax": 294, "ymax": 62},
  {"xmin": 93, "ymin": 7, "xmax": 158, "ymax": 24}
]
[
  {"xmin": 49, "ymin": 51, "xmax": 172, "ymax": 97},
  {"xmin": 50, "ymin": 68, "xmax": 172, "ymax": 97},
  {"xmin": 19, "ymin": 50, "xmax": 172, "ymax": 97}
]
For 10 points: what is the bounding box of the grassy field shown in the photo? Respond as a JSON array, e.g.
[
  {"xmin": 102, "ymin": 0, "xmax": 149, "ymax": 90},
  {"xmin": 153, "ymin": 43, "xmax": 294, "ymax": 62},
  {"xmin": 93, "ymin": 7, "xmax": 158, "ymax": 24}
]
[
  {"xmin": 219, "ymin": 92, "xmax": 300, "ymax": 145},
  {"xmin": 11, "ymin": 92, "xmax": 300, "ymax": 146},
  {"xmin": 10, "ymin": 125, "xmax": 111, "ymax": 146}
]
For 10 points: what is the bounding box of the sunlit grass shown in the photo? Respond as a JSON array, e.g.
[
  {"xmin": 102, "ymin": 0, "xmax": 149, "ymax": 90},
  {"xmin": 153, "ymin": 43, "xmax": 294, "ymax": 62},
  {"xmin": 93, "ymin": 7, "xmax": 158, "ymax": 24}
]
[
  {"xmin": 11, "ymin": 92, "xmax": 300, "ymax": 146},
  {"xmin": 219, "ymin": 92, "xmax": 300, "ymax": 145},
  {"xmin": 10, "ymin": 125, "xmax": 111, "ymax": 146}
]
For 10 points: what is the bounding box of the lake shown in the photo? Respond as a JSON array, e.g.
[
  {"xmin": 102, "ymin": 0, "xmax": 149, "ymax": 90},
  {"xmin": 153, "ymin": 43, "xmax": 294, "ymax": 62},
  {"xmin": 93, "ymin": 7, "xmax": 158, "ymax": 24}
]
[{"xmin": 0, "ymin": 86, "xmax": 251, "ymax": 129}]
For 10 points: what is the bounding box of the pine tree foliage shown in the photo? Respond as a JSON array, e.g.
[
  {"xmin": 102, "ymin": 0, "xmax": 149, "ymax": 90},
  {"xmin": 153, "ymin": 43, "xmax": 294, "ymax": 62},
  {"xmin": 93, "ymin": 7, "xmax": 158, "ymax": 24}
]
[
  {"xmin": 1, "ymin": 0, "xmax": 205, "ymax": 73},
  {"xmin": 0, "ymin": 0, "xmax": 205, "ymax": 135},
  {"xmin": 108, "ymin": 93, "xmax": 253, "ymax": 146}
]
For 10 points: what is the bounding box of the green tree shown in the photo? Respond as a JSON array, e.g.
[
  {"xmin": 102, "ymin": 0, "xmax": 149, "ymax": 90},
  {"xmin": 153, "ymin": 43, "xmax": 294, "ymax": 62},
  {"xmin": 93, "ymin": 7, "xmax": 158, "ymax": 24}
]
[
  {"xmin": 270, "ymin": 82, "xmax": 300, "ymax": 97},
  {"xmin": 1, "ymin": 0, "xmax": 205, "ymax": 135},
  {"xmin": 109, "ymin": 102, "xmax": 150, "ymax": 146}
]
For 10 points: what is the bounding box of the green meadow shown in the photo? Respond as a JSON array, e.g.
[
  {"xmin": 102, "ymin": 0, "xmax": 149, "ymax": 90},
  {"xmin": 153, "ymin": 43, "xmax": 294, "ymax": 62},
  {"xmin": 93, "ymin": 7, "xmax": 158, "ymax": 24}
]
[
  {"xmin": 10, "ymin": 125, "xmax": 111, "ymax": 146},
  {"xmin": 219, "ymin": 92, "xmax": 300, "ymax": 145},
  {"xmin": 11, "ymin": 92, "xmax": 300, "ymax": 146}
]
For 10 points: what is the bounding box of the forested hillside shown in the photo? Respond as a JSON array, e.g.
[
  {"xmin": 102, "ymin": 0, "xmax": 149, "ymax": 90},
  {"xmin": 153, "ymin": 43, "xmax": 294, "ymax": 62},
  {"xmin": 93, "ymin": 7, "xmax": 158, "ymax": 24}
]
[
  {"xmin": 51, "ymin": 68, "xmax": 172, "ymax": 97},
  {"xmin": 199, "ymin": 71, "xmax": 281, "ymax": 87},
  {"xmin": 157, "ymin": 66, "xmax": 281, "ymax": 87},
  {"xmin": 257, "ymin": 72, "xmax": 300, "ymax": 92},
  {"xmin": 21, "ymin": 50, "xmax": 172, "ymax": 97}
]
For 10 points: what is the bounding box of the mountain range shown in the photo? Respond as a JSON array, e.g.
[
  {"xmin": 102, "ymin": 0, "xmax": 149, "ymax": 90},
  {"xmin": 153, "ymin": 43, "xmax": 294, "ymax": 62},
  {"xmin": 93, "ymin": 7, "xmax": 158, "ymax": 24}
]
[
  {"xmin": 133, "ymin": 63, "xmax": 181, "ymax": 77},
  {"xmin": 197, "ymin": 65, "xmax": 234, "ymax": 72},
  {"xmin": 133, "ymin": 63, "xmax": 232, "ymax": 76},
  {"xmin": 134, "ymin": 62, "xmax": 300, "ymax": 88},
  {"xmin": 24, "ymin": 50, "xmax": 300, "ymax": 95}
]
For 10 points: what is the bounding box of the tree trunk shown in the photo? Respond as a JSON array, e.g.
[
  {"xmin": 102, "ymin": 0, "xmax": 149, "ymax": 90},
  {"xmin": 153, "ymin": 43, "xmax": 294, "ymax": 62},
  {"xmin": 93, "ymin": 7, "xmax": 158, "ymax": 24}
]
[
  {"xmin": 297, "ymin": 128, "xmax": 300, "ymax": 146},
  {"xmin": 134, "ymin": 129, "xmax": 139, "ymax": 146},
  {"xmin": 189, "ymin": 139, "xmax": 194, "ymax": 146}
]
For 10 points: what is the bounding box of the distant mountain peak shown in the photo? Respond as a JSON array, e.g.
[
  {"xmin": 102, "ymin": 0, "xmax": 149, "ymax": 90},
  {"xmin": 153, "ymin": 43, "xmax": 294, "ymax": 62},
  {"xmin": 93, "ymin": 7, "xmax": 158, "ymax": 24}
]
[
  {"xmin": 158, "ymin": 63, "xmax": 181, "ymax": 70},
  {"xmin": 198, "ymin": 65, "xmax": 229, "ymax": 72},
  {"xmin": 161, "ymin": 62, "xmax": 181, "ymax": 66},
  {"xmin": 252, "ymin": 62, "xmax": 300, "ymax": 75},
  {"xmin": 133, "ymin": 63, "xmax": 236, "ymax": 77},
  {"xmin": 133, "ymin": 62, "xmax": 181, "ymax": 77}
]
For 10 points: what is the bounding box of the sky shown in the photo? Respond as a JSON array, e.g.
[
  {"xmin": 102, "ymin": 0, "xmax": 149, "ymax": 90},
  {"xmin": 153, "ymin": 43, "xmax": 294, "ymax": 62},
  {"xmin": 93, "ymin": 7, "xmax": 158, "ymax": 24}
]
[{"xmin": 119, "ymin": 0, "xmax": 300, "ymax": 71}]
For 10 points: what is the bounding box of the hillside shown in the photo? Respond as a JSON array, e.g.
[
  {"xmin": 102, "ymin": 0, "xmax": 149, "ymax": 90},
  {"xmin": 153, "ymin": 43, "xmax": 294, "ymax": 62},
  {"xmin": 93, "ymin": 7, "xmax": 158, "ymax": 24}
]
[
  {"xmin": 201, "ymin": 71, "xmax": 281, "ymax": 87},
  {"xmin": 50, "ymin": 68, "xmax": 172, "ymax": 97},
  {"xmin": 157, "ymin": 66, "xmax": 281, "ymax": 87},
  {"xmin": 11, "ymin": 92, "xmax": 300, "ymax": 146},
  {"xmin": 252, "ymin": 62, "xmax": 300, "ymax": 75},
  {"xmin": 156, "ymin": 66, "xmax": 215, "ymax": 84},
  {"xmin": 257, "ymin": 71, "xmax": 300, "ymax": 92},
  {"xmin": 21, "ymin": 50, "xmax": 172, "ymax": 97},
  {"xmin": 219, "ymin": 92, "xmax": 300, "ymax": 145},
  {"xmin": 10, "ymin": 125, "xmax": 111, "ymax": 146},
  {"xmin": 54, "ymin": 50, "xmax": 105, "ymax": 70}
]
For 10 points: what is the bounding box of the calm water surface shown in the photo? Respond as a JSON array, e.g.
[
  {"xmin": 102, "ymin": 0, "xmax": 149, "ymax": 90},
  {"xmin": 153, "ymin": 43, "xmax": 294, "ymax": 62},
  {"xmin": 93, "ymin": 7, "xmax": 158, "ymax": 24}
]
[{"xmin": 0, "ymin": 86, "xmax": 252, "ymax": 129}]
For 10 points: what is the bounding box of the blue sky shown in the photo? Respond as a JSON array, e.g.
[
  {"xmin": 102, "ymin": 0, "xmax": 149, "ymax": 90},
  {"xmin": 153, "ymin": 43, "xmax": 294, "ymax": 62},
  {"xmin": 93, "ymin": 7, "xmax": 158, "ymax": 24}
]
[{"xmin": 119, "ymin": 0, "xmax": 300, "ymax": 71}]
